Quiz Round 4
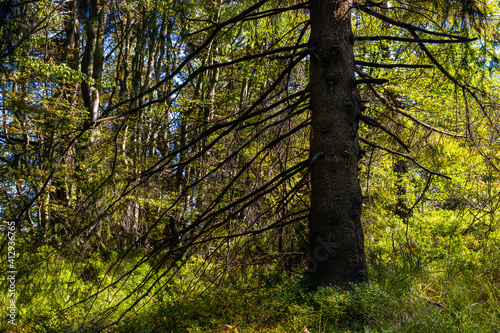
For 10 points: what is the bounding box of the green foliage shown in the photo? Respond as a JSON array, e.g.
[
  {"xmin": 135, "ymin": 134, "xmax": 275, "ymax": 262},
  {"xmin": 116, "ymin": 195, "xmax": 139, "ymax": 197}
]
[
  {"xmin": 2, "ymin": 0, "xmax": 500, "ymax": 332},
  {"xmin": 2, "ymin": 249, "xmax": 500, "ymax": 332}
]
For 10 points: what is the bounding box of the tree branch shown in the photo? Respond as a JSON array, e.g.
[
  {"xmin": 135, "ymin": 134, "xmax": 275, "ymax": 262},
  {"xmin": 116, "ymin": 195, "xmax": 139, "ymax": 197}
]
[
  {"xmin": 359, "ymin": 114, "xmax": 410, "ymax": 151},
  {"xmin": 356, "ymin": 78, "xmax": 389, "ymax": 85},
  {"xmin": 367, "ymin": 81, "xmax": 469, "ymax": 138},
  {"xmin": 359, "ymin": 138, "xmax": 451, "ymax": 179},
  {"xmin": 356, "ymin": 60, "xmax": 433, "ymax": 68},
  {"xmin": 356, "ymin": 4, "xmax": 477, "ymax": 40},
  {"xmin": 407, "ymin": 29, "xmax": 499, "ymax": 135},
  {"xmin": 355, "ymin": 35, "xmax": 477, "ymax": 43}
]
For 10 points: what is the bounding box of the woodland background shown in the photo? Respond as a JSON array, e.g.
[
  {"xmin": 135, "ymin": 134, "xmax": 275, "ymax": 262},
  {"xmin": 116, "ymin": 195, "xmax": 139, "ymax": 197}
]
[{"xmin": 2, "ymin": 0, "xmax": 500, "ymax": 331}]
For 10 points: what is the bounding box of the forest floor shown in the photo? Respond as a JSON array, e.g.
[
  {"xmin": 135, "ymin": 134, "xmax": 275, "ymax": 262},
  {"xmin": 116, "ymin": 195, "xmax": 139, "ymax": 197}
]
[{"xmin": 3, "ymin": 251, "xmax": 500, "ymax": 333}]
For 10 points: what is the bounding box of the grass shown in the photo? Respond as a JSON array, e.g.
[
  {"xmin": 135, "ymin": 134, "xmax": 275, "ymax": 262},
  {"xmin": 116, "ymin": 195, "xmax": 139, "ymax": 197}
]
[
  {"xmin": 3, "ymin": 260, "xmax": 500, "ymax": 332},
  {"xmin": 2, "ymin": 209, "xmax": 500, "ymax": 332},
  {"xmin": 109, "ymin": 275, "xmax": 500, "ymax": 332}
]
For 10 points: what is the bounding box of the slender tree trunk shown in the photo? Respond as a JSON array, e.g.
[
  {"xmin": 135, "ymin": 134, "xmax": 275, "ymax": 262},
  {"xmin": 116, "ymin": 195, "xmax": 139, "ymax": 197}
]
[
  {"xmin": 307, "ymin": 0, "xmax": 367, "ymax": 288},
  {"xmin": 394, "ymin": 158, "xmax": 409, "ymax": 218},
  {"xmin": 81, "ymin": 0, "xmax": 105, "ymax": 124}
]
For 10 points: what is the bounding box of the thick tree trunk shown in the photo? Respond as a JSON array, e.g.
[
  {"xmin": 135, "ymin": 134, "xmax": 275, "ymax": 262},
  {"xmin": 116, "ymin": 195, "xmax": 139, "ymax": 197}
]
[{"xmin": 307, "ymin": 0, "xmax": 367, "ymax": 288}]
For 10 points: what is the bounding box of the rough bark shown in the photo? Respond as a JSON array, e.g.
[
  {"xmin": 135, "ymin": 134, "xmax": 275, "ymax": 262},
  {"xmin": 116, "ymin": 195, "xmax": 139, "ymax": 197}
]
[{"xmin": 307, "ymin": 0, "xmax": 367, "ymax": 288}]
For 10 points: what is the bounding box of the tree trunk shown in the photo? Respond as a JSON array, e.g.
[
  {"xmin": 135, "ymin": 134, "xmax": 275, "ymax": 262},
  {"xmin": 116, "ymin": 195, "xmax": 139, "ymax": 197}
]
[
  {"xmin": 81, "ymin": 0, "xmax": 105, "ymax": 124},
  {"xmin": 307, "ymin": 0, "xmax": 367, "ymax": 288},
  {"xmin": 394, "ymin": 158, "xmax": 409, "ymax": 218}
]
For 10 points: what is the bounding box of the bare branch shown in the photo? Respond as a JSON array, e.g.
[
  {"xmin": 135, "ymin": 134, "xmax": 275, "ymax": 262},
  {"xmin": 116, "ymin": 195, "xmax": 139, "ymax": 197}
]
[
  {"xmin": 356, "ymin": 78, "xmax": 389, "ymax": 85},
  {"xmin": 355, "ymin": 36, "xmax": 477, "ymax": 43},
  {"xmin": 407, "ymin": 29, "xmax": 500, "ymax": 135},
  {"xmin": 359, "ymin": 114, "xmax": 410, "ymax": 151},
  {"xmin": 359, "ymin": 138, "xmax": 451, "ymax": 179},
  {"xmin": 356, "ymin": 60, "xmax": 433, "ymax": 69},
  {"xmin": 367, "ymin": 84, "xmax": 469, "ymax": 138},
  {"xmin": 356, "ymin": 4, "xmax": 476, "ymax": 40}
]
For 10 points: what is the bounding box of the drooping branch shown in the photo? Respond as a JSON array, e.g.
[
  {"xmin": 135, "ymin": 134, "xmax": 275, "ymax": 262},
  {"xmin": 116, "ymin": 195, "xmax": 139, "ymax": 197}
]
[
  {"xmin": 406, "ymin": 29, "xmax": 500, "ymax": 135},
  {"xmin": 123, "ymin": 102, "xmax": 310, "ymax": 255},
  {"xmin": 356, "ymin": 4, "xmax": 477, "ymax": 40},
  {"xmin": 359, "ymin": 138, "xmax": 451, "ymax": 179},
  {"xmin": 356, "ymin": 60, "xmax": 433, "ymax": 69},
  {"xmin": 356, "ymin": 2, "xmax": 495, "ymax": 134},
  {"xmin": 96, "ymin": 43, "xmax": 309, "ymax": 124},
  {"xmin": 356, "ymin": 78, "xmax": 388, "ymax": 85},
  {"xmin": 354, "ymin": 36, "xmax": 477, "ymax": 43},
  {"xmin": 359, "ymin": 114, "xmax": 409, "ymax": 151},
  {"xmin": 367, "ymin": 83, "xmax": 468, "ymax": 138}
]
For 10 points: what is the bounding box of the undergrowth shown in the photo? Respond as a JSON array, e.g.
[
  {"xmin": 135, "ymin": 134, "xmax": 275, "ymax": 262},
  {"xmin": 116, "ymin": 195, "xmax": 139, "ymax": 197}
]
[
  {"xmin": 2, "ymin": 208, "xmax": 500, "ymax": 332},
  {"xmin": 2, "ymin": 261, "xmax": 500, "ymax": 332}
]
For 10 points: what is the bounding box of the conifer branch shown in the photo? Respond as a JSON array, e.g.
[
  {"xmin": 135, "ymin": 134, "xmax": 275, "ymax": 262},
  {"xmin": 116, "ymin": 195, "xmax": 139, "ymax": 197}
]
[
  {"xmin": 355, "ymin": 36, "xmax": 477, "ymax": 43},
  {"xmin": 359, "ymin": 138, "xmax": 451, "ymax": 179},
  {"xmin": 356, "ymin": 78, "xmax": 389, "ymax": 85},
  {"xmin": 356, "ymin": 60, "xmax": 433, "ymax": 68}
]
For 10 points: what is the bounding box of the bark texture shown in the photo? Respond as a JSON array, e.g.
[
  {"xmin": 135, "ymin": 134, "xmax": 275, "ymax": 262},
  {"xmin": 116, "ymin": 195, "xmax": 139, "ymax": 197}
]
[{"xmin": 308, "ymin": 0, "xmax": 367, "ymax": 288}]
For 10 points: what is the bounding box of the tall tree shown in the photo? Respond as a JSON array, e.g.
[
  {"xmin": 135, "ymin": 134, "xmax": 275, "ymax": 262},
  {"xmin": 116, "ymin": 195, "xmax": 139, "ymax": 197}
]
[
  {"xmin": 307, "ymin": 0, "xmax": 367, "ymax": 287},
  {"xmin": 304, "ymin": 0, "xmax": 497, "ymax": 288}
]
